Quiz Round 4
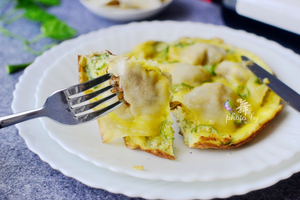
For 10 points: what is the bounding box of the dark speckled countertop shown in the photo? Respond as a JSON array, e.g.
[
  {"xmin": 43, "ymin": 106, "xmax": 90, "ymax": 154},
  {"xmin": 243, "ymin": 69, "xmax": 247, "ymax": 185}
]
[{"xmin": 1, "ymin": 0, "xmax": 300, "ymax": 199}]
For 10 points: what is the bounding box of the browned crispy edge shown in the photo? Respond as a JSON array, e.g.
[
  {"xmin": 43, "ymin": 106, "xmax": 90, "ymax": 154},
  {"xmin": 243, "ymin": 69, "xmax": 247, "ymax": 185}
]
[
  {"xmin": 78, "ymin": 54, "xmax": 175, "ymax": 160},
  {"xmin": 124, "ymin": 138, "xmax": 175, "ymax": 160},
  {"xmin": 179, "ymin": 105, "xmax": 283, "ymax": 149}
]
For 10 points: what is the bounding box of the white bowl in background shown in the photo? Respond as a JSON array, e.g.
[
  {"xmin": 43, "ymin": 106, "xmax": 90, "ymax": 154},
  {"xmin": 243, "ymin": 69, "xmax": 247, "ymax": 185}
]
[{"xmin": 79, "ymin": 0, "xmax": 173, "ymax": 22}]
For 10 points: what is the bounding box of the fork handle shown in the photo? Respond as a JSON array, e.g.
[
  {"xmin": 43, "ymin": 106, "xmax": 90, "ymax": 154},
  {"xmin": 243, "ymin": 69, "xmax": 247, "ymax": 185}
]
[{"xmin": 0, "ymin": 108, "xmax": 45, "ymax": 129}]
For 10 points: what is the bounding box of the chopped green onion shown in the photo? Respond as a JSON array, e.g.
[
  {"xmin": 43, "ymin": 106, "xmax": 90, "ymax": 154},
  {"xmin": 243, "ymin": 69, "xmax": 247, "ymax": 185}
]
[
  {"xmin": 154, "ymin": 42, "xmax": 169, "ymax": 62},
  {"xmin": 6, "ymin": 62, "xmax": 32, "ymax": 74},
  {"xmin": 95, "ymin": 53, "xmax": 109, "ymax": 60},
  {"xmin": 95, "ymin": 62, "xmax": 106, "ymax": 70},
  {"xmin": 204, "ymin": 64, "xmax": 217, "ymax": 76},
  {"xmin": 154, "ymin": 42, "xmax": 168, "ymax": 53},
  {"xmin": 161, "ymin": 60, "xmax": 179, "ymax": 64},
  {"xmin": 160, "ymin": 120, "xmax": 172, "ymax": 134},
  {"xmin": 181, "ymin": 83, "xmax": 193, "ymax": 89},
  {"xmin": 230, "ymin": 108, "xmax": 246, "ymax": 125},
  {"xmin": 233, "ymin": 113, "xmax": 246, "ymax": 125},
  {"xmin": 227, "ymin": 100, "xmax": 246, "ymax": 125},
  {"xmin": 228, "ymin": 100, "xmax": 237, "ymax": 113},
  {"xmin": 182, "ymin": 118, "xmax": 191, "ymax": 130},
  {"xmin": 191, "ymin": 125, "xmax": 218, "ymax": 134},
  {"xmin": 225, "ymin": 49, "xmax": 235, "ymax": 54},
  {"xmin": 160, "ymin": 120, "xmax": 173, "ymax": 140},
  {"xmin": 102, "ymin": 53, "xmax": 109, "ymax": 58},
  {"xmin": 86, "ymin": 65, "xmax": 94, "ymax": 80},
  {"xmin": 202, "ymin": 80, "xmax": 212, "ymax": 84},
  {"xmin": 163, "ymin": 46, "xmax": 169, "ymax": 55},
  {"xmin": 174, "ymin": 41, "xmax": 194, "ymax": 48},
  {"xmin": 171, "ymin": 83, "xmax": 194, "ymax": 93},
  {"xmin": 254, "ymin": 76, "xmax": 262, "ymax": 84},
  {"xmin": 236, "ymin": 86, "xmax": 250, "ymax": 98},
  {"xmin": 183, "ymin": 119, "xmax": 191, "ymax": 125}
]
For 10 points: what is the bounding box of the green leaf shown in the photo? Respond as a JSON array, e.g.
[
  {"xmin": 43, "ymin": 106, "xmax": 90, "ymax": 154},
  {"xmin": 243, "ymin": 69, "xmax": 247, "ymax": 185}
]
[
  {"xmin": 2, "ymin": 12, "xmax": 24, "ymax": 24},
  {"xmin": 0, "ymin": 25, "xmax": 27, "ymax": 43},
  {"xmin": 0, "ymin": 26, "xmax": 10, "ymax": 36},
  {"xmin": 24, "ymin": 6, "xmax": 56, "ymax": 22},
  {"xmin": 41, "ymin": 18, "xmax": 76, "ymax": 40},
  {"xmin": 15, "ymin": 0, "xmax": 35, "ymax": 9},
  {"xmin": 35, "ymin": 0, "xmax": 60, "ymax": 6},
  {"xmin": 17, "ymin": 0, "xmax": 60, "ymax": 7}
]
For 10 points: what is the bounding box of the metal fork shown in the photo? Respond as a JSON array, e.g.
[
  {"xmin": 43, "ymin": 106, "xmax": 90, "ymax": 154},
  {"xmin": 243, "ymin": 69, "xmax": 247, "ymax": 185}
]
[{"xmin": 0, "ymin": 73, "xmax": 123, "ymax": 129}]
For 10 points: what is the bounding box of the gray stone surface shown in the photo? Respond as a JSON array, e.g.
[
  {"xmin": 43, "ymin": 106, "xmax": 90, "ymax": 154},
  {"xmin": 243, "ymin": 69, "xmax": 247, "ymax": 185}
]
[{"xmin": 0, "ymin": 0, "xmax": 300, "ymax": 199}]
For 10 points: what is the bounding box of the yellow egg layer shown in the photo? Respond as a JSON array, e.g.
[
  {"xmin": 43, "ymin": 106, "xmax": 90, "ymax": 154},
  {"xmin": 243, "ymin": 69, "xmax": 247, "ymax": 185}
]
[{"xmin": 127, "ymin": 37, "xmax": 282, "ymax": 148}]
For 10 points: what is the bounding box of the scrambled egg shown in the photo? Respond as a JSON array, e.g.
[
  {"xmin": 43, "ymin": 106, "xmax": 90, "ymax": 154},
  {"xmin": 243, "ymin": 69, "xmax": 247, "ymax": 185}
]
[{"xmin": 127, "ymin": 37, "xmax": 282, "ymax": 149}]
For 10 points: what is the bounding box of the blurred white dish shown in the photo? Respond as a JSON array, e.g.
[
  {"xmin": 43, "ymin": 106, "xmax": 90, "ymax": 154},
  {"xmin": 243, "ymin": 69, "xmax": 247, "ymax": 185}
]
[{"xmin": 79, "ymin": 0, "xmax": 173, "ymax": 22}]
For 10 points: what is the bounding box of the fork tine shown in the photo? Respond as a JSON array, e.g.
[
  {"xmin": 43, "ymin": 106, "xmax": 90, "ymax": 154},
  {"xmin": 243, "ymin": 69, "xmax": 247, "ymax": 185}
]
[
  {"xmin": 72, "ymin": 93, "xmax": 117, "ymax": 114},
  {"xmin": 68, "ymin": 84, "xmax": 113, "ymax": 106},
  {"xmin": 76, "ymin": 101, "xmax": 123, "ymax": 123},
  {"xmin": 64, "ymin": 73, "xmax": 111, "ymax": 96}
]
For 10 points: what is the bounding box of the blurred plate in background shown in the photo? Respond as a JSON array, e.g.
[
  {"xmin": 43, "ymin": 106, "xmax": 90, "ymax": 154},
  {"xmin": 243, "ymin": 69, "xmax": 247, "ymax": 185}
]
[{"xmin": 79, "ymin": 0, "xmax": 173, "ymax": 22}]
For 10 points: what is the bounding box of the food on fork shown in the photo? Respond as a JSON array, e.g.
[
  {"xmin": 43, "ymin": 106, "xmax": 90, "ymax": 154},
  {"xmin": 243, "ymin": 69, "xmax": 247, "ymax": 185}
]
[
  {"xmin": 78, "ymin": 51, "xmax": 175, "ymax": 160},
  {"xmin": 127, "ymin": 37, "xmax": 283, "ymax": 149}
]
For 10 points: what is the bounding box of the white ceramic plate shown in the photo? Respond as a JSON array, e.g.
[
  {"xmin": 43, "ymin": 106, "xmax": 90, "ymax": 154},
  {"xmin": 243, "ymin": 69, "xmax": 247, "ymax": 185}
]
[
  {"xmin": 12, "ymin": 21, "xmax": 300, "ymax": 199},
  {"xmin": 35, "ymin": 21, "xmax": 300, "ymax": 182},
  {"xmin": 79, "ymin": 0, "xmax": 173, "ymax": 22}
]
